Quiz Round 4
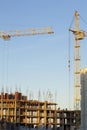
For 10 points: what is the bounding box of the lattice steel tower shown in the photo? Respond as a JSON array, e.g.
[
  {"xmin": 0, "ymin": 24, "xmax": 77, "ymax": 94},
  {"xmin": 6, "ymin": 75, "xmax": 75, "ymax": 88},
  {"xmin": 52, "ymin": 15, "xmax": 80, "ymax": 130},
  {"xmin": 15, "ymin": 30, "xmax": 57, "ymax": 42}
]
[{"xmin": 69, "ymin": 11, "xmax": 84, "ymax": 110}]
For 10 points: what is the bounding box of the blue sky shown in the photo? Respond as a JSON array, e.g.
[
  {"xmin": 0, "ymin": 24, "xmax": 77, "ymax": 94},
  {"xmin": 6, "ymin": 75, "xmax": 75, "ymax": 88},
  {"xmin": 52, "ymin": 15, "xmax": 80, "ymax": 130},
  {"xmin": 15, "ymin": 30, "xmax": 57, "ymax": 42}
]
[{"xmin": 0, "ymin": 0, "xmax": 87, "ymax": 109}]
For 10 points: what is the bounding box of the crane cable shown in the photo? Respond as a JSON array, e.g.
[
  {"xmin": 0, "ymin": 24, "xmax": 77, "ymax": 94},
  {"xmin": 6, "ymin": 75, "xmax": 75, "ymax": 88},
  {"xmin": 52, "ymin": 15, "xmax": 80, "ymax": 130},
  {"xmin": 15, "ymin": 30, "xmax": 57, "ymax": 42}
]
[
  {"xmin": 2, "ymin": 42, "xmax": 9, "ymax": 89},
  {"xmin": 68, "ymin": 14, "xmax": 74, "ymax": 109},
  {"xmin": 1, "ymin": 43, "xmax": 5, "ymax": 92},
  {"xmin": 79, "ymin": 14, "xmax": 87, "ymax": 26},
  {"xmin": 6, "ymin": 42, "xmax": 9, "ymax": 87},
  {"xmin": 68, "ymin": 31, "xmax": 71, "ymax": 109}
]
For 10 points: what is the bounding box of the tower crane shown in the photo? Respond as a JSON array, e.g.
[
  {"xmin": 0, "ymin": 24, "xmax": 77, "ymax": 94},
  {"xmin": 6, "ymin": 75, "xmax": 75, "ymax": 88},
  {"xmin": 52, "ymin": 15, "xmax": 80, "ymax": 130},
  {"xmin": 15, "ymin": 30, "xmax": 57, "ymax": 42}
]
[
  {"xmin": 69, "ymin": 11, "xmax": 87, "ymax": 110},
  {"xmin": 69, "ymin": 11, "xmax": 87, "ymax": 130},
  {"xmin": 0, "ymin": 26, "xmax": 54, "ymax": 41},
  {"xmin": 0, "ymin": 26, "xmax": 54, "ymax": 120}
]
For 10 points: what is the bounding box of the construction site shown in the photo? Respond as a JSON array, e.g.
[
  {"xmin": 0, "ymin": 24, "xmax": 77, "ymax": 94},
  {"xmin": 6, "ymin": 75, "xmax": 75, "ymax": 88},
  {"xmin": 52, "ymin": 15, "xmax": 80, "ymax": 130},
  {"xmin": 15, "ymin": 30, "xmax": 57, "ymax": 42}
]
[
  {"xmin": 0, "ymin": 11, "xmax": 87, "ymax": 130},
  {"xmin": 0, "ymin": 91, "xmax": 80, "ymax": 130}
]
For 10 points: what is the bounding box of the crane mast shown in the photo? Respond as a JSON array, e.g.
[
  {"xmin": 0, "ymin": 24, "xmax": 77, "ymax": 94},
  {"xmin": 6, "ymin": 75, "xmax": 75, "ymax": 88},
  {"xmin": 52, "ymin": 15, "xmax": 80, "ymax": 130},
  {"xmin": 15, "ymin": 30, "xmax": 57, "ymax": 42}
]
[
  {"xmin": 69, "ymin": 11, "xmax": 87, "ymax": 109},
  {"xmin": 69, "ymin": 11, "xmax": 85, "ymax": 130},
  {"xmin": 69, "ymin": 11, "xmax": 87, "ymax": 130},
  {"xmin": 69, "ymin": 11, "xmax": 83, "ymax": 110},
  {"xmin": 74, "ymin": 11, "xmax": 81, "ymax": 110},
  {"xmin": 0, "ymin": 26, "xmax": 54, "ymax": 40}
]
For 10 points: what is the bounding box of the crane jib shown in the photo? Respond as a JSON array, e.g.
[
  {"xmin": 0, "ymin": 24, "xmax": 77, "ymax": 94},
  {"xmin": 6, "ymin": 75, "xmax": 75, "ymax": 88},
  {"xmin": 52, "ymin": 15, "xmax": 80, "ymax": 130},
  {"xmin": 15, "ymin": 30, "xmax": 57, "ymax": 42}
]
[{"xmin": 0, "ymin": 27, "xmax": 54, "ymax": 41}]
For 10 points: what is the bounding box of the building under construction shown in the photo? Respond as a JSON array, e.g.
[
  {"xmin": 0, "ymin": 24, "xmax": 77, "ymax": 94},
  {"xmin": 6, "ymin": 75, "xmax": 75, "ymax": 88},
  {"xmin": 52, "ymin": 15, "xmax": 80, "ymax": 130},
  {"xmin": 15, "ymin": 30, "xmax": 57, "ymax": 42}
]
[{"xmin": 0, "ymin": 91, "xmax": 80, "ymax": 130}]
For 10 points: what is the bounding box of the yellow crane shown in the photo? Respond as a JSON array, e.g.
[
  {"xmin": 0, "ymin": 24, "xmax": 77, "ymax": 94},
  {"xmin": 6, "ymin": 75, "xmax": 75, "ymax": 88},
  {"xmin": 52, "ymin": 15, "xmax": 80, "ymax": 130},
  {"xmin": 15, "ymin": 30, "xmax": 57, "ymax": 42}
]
[
  {"xmin": 69, "ymin": 11, "xmax": 87, "ymax": 110},
  {"xmin": 0, "ymin": 26, "xmax": 54, "ymax": 40},
  {"xmin": 0, "ymin": 26, "xmax": 54, "ymax": 120},
  {"xmin": 69, "ymin": 11, "xmax": 87, "ymax": 130}
]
